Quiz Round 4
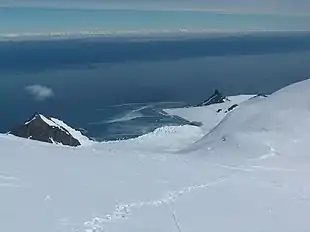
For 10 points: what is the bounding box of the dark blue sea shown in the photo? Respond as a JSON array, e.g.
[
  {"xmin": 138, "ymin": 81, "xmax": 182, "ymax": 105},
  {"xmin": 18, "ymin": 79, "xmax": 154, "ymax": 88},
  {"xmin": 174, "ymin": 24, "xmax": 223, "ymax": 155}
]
[{"xmin": 1, "ymin": 32, "xmax": 310, "ymax": 141}]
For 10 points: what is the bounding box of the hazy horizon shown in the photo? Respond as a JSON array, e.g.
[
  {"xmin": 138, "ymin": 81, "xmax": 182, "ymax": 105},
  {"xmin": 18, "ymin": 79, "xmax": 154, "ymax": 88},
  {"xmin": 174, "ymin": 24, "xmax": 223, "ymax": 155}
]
[
  {"xmin": 2, "ymin": 0, "xmax": 310, "ymax": 14},
  {"xmin": 1, "ymin": 6, "xmax": 310, "ymax": 36}
]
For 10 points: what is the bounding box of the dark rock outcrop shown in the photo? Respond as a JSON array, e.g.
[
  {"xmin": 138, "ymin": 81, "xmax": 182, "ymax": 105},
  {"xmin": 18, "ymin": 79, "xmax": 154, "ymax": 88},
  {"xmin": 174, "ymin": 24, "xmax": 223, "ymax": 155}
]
[
  {"xmin": 226, "ymin": 104, "xmax": 239, "ymax": 113},
  {"xmin": 188, "ymin": 121, "xmax": 203, "ymax": 127},
  {"xmin": 250, "ymin": 94, "xmax": 268, "ymax": 100},
  {"xmin": 197, "ymin": 90, "xmax": 227, "ymax": 107},
  {"xmin": 9, "ymin": 113, "xmax": 83, "ymax": 146}
]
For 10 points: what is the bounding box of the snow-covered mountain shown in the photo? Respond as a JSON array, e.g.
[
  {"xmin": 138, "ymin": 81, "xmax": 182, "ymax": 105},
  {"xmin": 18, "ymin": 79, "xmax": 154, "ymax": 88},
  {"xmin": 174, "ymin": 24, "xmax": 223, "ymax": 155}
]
[
  {"xmin": 185, "ymin": 79, "xmax": 310, "ymax": 158},
  {"xmin": 164, "ymin": 94, "xmax": 263, "ymax": 133},
  {"xmin": 1, "ymin": 80, "xmax": 310, "ymax": 232},
  {"xmin": 9, "ymin": 113, "xmax": 92, "ymax": 146}
]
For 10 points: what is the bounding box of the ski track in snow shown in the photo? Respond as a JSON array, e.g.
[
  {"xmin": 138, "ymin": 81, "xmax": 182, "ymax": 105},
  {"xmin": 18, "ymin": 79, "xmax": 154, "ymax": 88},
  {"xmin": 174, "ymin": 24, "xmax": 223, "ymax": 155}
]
[
  {"xmin": 0, "ymin": 183, "xmax": 22, "ymax": 188},
  {"xmin": 258, "ymin": 145, "xmax": 280, "ymax": 160},
  {"xmin": 0, "ymin": 173, "xmax": 18, "ymax": 180},
  {"xmin": 249, "ymin": 166, "xmax": 299, "ymax": 172},
  {"xmin": 208, "ymin": 163, "xmax": 302, "ymax": 173},
  {"xmin": 83, "ymin": 148, "xmax": 309, "ymax": 232},
  {"xmin": 208, "ymin": 164, "xmax": 253, "ymax": 172},
  {"xmin": 0, "ymin": 173, "xmax": 21, "ymax": 188},
  {"xmin": 84, "ymin": 177, "xmax": 227, "ymax": 232}
]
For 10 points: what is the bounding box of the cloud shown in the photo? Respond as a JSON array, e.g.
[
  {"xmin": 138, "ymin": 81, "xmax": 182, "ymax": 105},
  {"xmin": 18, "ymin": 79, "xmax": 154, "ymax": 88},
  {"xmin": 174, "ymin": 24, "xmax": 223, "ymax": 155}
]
[{"xmin": 25, "ymin": 84, "xmax": 54, "ymax": 101}]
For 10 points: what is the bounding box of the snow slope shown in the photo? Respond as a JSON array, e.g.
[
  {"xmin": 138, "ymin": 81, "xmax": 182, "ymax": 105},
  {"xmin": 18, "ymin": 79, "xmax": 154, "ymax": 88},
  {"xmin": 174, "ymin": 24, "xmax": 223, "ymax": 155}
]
[
  {"xmin": 50, "ymin": 117, "xmax": 93, "ymax": 146},
  {"xmin": 1, "ymin": 80, "xmax": 310, "ymax": 232},
  {"xmin": 164, "ymin": 95, "xmax": 256, "ymax": 133},
  {"xmin": 185, "ymin": 80, "xmax": 310, "ymax": 160},
  {"xmin": 104, "ymin": 125, "xmax": 205, "ymax": 153}
]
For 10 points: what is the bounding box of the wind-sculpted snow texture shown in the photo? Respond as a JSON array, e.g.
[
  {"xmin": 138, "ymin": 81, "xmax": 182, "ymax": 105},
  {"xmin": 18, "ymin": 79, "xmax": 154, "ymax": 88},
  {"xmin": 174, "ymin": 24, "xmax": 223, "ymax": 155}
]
[{"xmin": 1, "ymin": 80, "xmax": 310, "ymax": 232}]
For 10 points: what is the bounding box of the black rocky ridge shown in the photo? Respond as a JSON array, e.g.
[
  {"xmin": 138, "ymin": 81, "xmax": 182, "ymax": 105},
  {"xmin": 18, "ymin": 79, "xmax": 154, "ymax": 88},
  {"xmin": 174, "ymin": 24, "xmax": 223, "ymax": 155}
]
[
  {"xmin": 8, "ymin": 113, "xmax": 87, "ymax": 147},
  {"xmin": 196, "ymin": 89, "xmax": 228, "ymax": 107}
]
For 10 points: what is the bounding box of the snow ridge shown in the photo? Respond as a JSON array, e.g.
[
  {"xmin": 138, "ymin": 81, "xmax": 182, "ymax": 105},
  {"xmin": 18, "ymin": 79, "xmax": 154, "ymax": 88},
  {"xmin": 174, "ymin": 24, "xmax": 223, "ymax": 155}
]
[
  {"xmin": 32, "ymin": 114, "xmax": 92, "ymax": 146},
  {"xmin": 51, "ymin": 117, "xmax": 92, "ymax": 146}
]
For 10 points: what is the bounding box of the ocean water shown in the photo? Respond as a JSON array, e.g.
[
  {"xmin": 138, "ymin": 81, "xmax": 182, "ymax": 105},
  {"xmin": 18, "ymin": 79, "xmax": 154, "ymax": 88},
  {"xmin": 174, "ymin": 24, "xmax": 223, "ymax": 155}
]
[{"xmin": 1, "ymin": 32, "xmax": 310, "ymax": 140}]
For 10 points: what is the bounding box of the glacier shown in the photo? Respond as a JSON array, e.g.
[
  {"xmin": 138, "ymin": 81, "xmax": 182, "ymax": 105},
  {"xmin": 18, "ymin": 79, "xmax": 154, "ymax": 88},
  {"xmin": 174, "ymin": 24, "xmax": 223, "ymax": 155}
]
[{"xmin": 1, "ymin": 79, "xmax": 310, "ymax": 232}]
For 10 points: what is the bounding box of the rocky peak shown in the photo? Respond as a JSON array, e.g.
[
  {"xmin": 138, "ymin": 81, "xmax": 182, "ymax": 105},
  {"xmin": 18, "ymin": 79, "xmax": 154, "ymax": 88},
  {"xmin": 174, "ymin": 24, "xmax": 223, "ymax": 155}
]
[
  {"xmin": 8, "ymin": 113, "xmax": 91, "ymax": 147},
  {"xmin": 197, "ymin": 89, "xmax": 228, "ymax": 107}
]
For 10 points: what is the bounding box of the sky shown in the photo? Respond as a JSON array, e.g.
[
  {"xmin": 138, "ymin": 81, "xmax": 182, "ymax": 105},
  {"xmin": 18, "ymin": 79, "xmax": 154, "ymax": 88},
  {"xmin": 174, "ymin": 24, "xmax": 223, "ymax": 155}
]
[
  {"xmin": 2, "ymin": 0, "xmax": 310, "ymax": 14},
  {"xmin": 1, "ymin": 0, "xmax": 310, "ymax": 36}
]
